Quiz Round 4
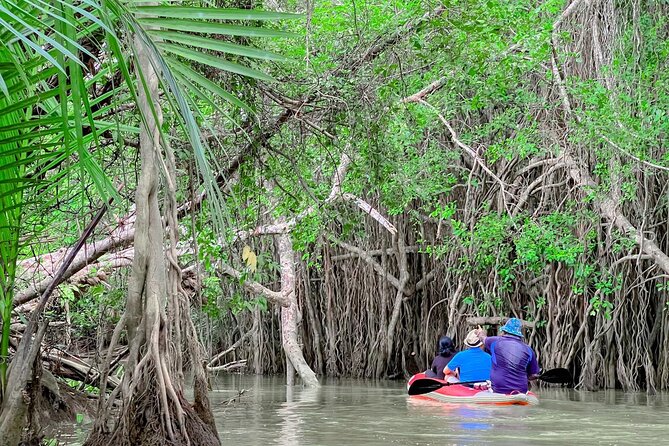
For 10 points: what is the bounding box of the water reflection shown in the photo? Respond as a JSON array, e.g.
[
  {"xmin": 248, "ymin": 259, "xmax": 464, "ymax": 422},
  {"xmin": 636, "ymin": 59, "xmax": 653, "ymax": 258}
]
[
  {"xmin": 277, "ymin": 386, "xmax": 320, "ymax": 446},
  {"xmin": 214, "ymin": 376, "xmax": 669, "ymax": 445},
  {"xmin": 54, "ymin": 376, "xmax": 669, "ymax": 445}
]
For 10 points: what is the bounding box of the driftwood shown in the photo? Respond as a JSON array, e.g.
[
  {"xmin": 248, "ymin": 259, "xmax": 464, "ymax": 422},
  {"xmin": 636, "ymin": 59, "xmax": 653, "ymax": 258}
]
[
  {"xmin": 207, "ymin": 359, "xmax": 247, "ymax": 373},
  {"xmin": 208, "ymin": 318, "xmax": 258, "ymax": 368},
  {"xmin": 44, "ymin": 351, "xmax": 122, "ymax": 390}
]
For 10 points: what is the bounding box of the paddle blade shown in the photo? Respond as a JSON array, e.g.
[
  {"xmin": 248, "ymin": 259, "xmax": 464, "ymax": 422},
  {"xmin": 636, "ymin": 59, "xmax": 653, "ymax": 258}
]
[
  {"xmin": 539, "ymin": 368, "xmax": 572, "ymax": 384},
  {"xmin": 407, "ymin": 378, "xmax": 446, "ymax": 396}
]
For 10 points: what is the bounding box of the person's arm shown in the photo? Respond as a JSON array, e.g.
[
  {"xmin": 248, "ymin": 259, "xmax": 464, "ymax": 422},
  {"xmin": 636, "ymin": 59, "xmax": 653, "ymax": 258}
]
[
  {"xmin": 477, "ymin": 328, "xmax": 501, "ymax": 353},
  {"xmin": 482, "ymin": 335, "xmax": 500, "ymax": 353},
  {"xmin": 443, "ymin": 366, "xmax": 459, "ymax": 378},
  {"xmin": 475, "ymin": 326, "xmax": 487, "ymax": 343},
  {"xmin": 527, "ymin": 348, "xmax": 541, "ymax": 380},
  {"xmin": 444, "ymin": 354, "xmax": 460, "ymax": 377}
]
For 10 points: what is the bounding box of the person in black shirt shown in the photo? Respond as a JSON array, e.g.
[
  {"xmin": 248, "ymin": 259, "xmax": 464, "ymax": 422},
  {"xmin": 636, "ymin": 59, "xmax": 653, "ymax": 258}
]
[{"xmin": 425, "ymin": 336, "xmax": 456, "ymax": 380}]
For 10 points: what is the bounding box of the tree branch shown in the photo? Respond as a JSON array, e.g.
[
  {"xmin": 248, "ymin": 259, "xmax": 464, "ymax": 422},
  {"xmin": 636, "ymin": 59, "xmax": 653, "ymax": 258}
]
[
  {"xmin": 219, "ymin": 263, "xmax": 289, "ymax": 307},
  {"xmin": 400, "ymin": 77, "xmax": 446, "ymax": 103},
  {"xmin": 15, "ymin": 225, "xmax": 135, "ymax": 307},
  {"xmin": 332, "ymin": 238, "xmax": 405, "ymax": 293},
  {"xmin": 341, "ymin": 193, "xmax": 398, "ymax": 235},
  {"xmin": 331, "ymin": 245, "xmax": 420, "ymax": 261}
]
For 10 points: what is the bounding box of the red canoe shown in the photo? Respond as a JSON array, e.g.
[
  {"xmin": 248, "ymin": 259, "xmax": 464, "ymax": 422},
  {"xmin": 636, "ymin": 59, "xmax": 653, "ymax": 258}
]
[{"xmin": 407, "ymin": 372, "xmax": 539, "ymax": 406}]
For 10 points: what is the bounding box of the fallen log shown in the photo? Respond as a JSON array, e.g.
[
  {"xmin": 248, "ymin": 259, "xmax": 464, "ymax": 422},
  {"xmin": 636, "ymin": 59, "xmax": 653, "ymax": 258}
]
[
  {"xmin": 466, "ymin": 317, "xmax": 536, "ymax": 329},
  {"xmin": 14, "ymin": 225, "xmax": 135, "ymax": 307},
  {"xmin": 44, "ymin": 351, "xmax": 122, "ymax": 390},
  {"xmin": 207, "ymin": 359, "xmax": 247, "ymax": 373}
]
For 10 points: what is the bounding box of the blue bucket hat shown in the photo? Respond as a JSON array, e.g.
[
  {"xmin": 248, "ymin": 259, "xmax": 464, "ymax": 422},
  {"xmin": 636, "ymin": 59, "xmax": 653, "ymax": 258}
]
[{"xmin": 501, "ymin": 318, "xmax": 523, "ymax": 337}]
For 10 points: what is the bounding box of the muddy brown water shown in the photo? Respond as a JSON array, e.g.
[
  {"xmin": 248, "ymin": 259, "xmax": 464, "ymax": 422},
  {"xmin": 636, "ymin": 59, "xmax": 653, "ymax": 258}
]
[{"xmin": 56, "ymin": 374, "xmax": 669, "ymax": 445}]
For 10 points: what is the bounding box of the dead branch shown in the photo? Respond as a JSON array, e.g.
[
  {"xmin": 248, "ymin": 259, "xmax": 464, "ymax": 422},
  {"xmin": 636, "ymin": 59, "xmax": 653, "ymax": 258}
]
[
  {"xmin": 331, "ymin": 245, "xmax": 420, "ymax": 261},
  {"xmin": 341, "ymin": 193, "xmax": 397, "ymax": 235},
  {"xmin": 332, "ymin": 238, "xmax": 406, "ymax": 293},
  {"xmin": 466, "ymin": 317, "xmax": 536, "ymax": 329},
  {"xmin": 207, "ymin": 359, "xmax": 247, "ymax": 373},
  {"xmin": 400, "ymin": 77, "xmax": 447, "ymax": 103},
  {"xmin": 44, "ymin": 352, "xmax": 121, "ymax": 390},
  {"xmin": 14, "ymin": 225, "xmax": 135, "ymax": 307},
  {"xmin": 219, "ymin": 263, "xmax": 289, "ymax": 307},
  {"xmin": 208, "ymin": 318, "xmax": 258, "ymax": 367}
]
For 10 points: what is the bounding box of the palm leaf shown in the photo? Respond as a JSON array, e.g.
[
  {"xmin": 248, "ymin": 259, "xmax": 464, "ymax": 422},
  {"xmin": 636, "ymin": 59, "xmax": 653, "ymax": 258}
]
[
  {"xmin": 170, "ymin": 60, "xmax": 252, "ymax": 112},
  {"xmin": 149, "ymin": 30, "xmax": 290, "ymax": 62},
  {"xmin": 159, "ymin": 42, "xmax": 275, "ymax": 81},
  {"xmin": 133, "ymin": 6, "xmax": 301, "ymax": 21},
  {"xmin": 0, "ymin": 2, "xmax": 86, "ymax": 70},
  {"xmin": 137, "ymin": 18, "xmax": 298, "ymax": 38}
]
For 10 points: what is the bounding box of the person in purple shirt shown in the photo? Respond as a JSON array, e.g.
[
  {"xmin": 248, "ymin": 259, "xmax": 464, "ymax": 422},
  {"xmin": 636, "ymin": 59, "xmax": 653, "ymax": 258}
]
[
  {"xmin": 425, "ymin": 336, "xmax": 456, "ymax": 380},
  {"xmin": 475, "ymin": 318, "xmax": 540, "ymax": 394}
]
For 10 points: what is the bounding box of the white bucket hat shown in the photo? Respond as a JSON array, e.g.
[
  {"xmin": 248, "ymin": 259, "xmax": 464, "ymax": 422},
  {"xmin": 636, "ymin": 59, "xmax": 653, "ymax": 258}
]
[{"xmin": 464, "ymin": 329, "xmax": 482, "ymax": 348}]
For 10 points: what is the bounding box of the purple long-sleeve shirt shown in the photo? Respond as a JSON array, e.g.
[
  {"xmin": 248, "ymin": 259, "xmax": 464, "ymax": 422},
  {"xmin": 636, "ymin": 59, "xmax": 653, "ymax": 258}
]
[{"xmin": 484, "ymin": 335, "xmax": 540, "ymax": 394}]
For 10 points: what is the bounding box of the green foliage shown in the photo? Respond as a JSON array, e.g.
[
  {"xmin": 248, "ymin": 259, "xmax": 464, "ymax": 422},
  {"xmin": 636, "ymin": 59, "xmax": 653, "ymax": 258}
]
[
  {"xmin": 45, "ymin": 282, "xmax": 124, "ymax": 344},
  {"xmin": 590, "ymin": 295, "xmax": 615, "ymax": 320},
  {"xmin": 515, "ymin": 213, "xmax": 587, "ymax": 271},
  {"xmin": 0, "ymin": 0, "xmax": 297, "ymax": 391},
  {"xmin": 229, "ymin": 293, "xmax": 268, "ymax": 315},
  {"xmin": 65, "ymin": 378, "xmax": 100, "ymax": 396},
  {"xmin": 202, "ymin": 276, "xmax": 223, "ymax": 318}
]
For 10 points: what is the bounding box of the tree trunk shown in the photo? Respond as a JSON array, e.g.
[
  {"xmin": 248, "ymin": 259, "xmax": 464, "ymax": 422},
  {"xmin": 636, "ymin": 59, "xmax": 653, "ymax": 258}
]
[
  {"xmin": 278, "ymin": 232, "xmax": 319, "ymax": 387},
  {"xmin": 84, "ymin": 31, "xmax": 219, "ymax": 446}
]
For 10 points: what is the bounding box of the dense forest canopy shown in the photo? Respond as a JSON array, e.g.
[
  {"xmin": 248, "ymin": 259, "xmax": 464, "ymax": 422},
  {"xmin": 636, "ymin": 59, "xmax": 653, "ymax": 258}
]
[{"xmin": 1, "ymin": 0, "xmax": 669, "ymax": 442}]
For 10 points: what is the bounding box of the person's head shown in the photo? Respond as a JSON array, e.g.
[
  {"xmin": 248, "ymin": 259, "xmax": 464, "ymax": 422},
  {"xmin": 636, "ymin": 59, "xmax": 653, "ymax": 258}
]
[
  {"xmin": 438, "ymin": 336, "xmax": 455, "ymax": 357},
  {"xmin": 464, "ymin": 329, "xmax": 483, "ymax": 349},
  {"xmin": 501, "ymin": 318, "xmax": 523, "ymax": 338}
]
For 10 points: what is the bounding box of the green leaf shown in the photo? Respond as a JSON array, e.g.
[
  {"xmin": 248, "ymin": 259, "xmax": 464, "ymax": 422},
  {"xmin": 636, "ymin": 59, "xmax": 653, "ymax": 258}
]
[
  {"xmin": 137, "ymin": 18, "xmax": 299, "ymax": 39},
  {"xmin": 149, "ymin": 30, "xmax": 290, "ymax": 62},
  {"xmin": 0, "ymin": 73, "xmax": 8, "ymax": 98},
  {"xmin": 0, "ymin": 3, "xmax": 86, "ymax": 70},
  {"xmin": 133, "ymin": 7, "xmax": 302, "ymax": 21},
  {"xmin": 160, "ymin": 43, "xmax": 274, "ymax": 81},
  {"xmin": 170, "ymin": 60, "xmax": 253, "ymax": 112},
  {"xmin": 0, "ymin": 15, "xmax": 66, "ymax": 74}
]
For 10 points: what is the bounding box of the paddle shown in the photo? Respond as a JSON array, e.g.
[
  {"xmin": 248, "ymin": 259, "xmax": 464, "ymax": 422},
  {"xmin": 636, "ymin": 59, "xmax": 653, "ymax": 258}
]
[
  {"xmin": 534, "ymin": 367, "xmax": 572, "ymax": 384},
  {"xmin": 407, "ymin": 367, "xmax": 572, "ymax": 396}
]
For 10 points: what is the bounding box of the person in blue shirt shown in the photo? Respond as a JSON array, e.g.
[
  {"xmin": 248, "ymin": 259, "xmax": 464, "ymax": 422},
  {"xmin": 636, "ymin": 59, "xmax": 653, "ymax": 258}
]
[{"xmin": 443, "ymin": 329, "xmax": 492, "ymax": 383}]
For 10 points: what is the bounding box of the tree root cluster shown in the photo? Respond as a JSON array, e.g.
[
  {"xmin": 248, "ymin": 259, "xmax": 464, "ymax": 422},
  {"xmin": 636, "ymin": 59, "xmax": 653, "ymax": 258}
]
[{"xmin": 85, "ymin": 364, "xmax": 217, "ymax": 446}]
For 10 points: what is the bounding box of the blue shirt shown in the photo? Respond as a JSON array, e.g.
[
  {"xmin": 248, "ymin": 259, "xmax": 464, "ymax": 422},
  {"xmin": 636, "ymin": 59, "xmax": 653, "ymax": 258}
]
[
  {"xmin": 446, "ymin": 348, "xmax": 492, "ymax": 382},
  {"xmin": 484, "ymin": 335, "xmax": 540, "ymax": 394}
]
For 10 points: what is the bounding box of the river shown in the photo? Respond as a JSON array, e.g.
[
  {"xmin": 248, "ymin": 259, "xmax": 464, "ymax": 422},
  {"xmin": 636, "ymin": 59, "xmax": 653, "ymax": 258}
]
[{"xmin": 57, "ymin": 374, "xmax": 669, "ymax": 445}]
